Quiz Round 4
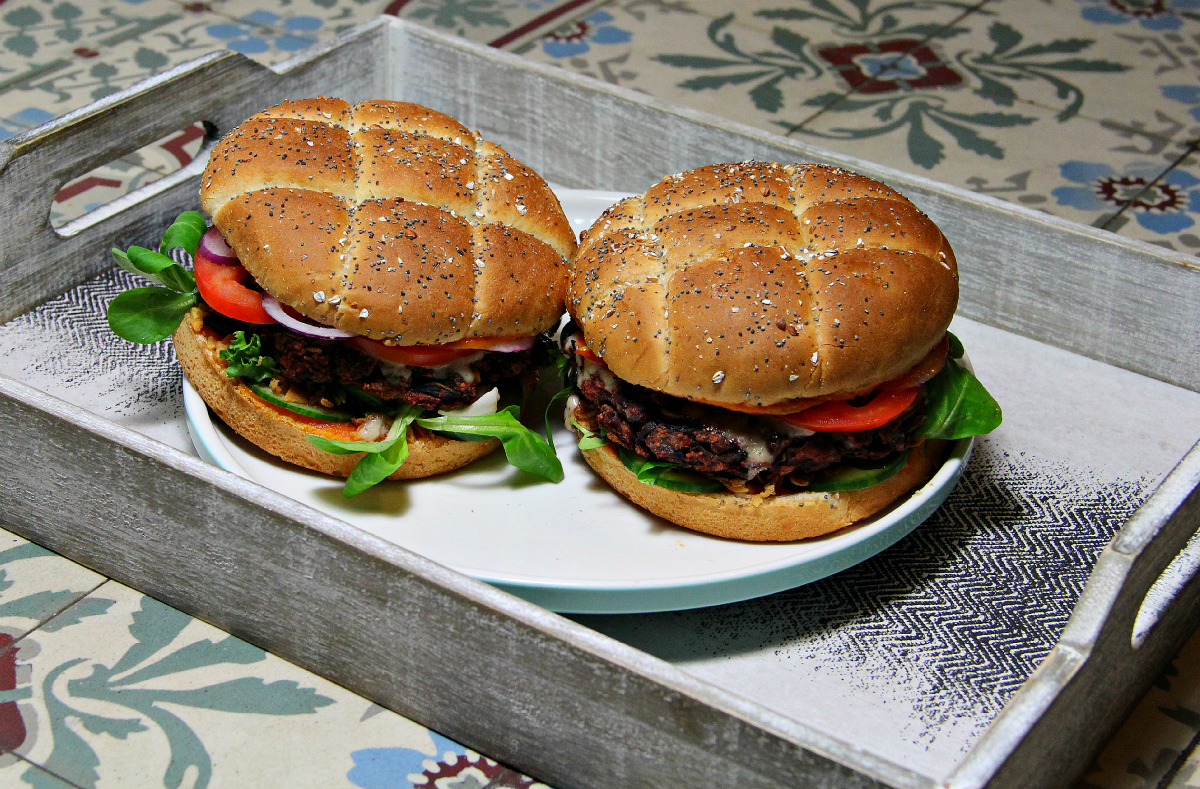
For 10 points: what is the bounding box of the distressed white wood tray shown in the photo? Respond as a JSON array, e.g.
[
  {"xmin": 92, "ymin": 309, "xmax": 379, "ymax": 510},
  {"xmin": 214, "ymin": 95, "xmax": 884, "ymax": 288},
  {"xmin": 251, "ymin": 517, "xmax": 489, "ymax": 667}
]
[{"xmin": 2, "ymin": 17, "xmax": 1200, "ymax": 789}]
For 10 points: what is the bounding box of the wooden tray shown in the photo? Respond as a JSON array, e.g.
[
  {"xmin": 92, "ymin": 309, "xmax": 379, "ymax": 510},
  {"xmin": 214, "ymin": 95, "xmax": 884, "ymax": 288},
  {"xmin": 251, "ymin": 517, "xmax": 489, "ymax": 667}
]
[{"xmin": 2, "ymin": 17, "xmax": 1200, "ymax": 789}]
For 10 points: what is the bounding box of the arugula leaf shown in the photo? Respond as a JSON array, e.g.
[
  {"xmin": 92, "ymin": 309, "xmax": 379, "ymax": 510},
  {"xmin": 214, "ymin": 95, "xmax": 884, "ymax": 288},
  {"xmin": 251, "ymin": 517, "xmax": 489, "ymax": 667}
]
[
  {"xmin": 568, "ymin": 414, "xmax": 608, "ymax": 450},
  {"xmin": 417, "ymin": 406, "xmax": 564, "ymax": 482},
  {"xmin": 617, "ymin": 446, "xmax": 725, "ymax": 494},
  {"xmin": 306, "ymin": 406, "xmax": 422, "ymax": 497},
  {"xmin": 218, "ymin": 331, "xmax": 276, "ymax": 383},
  {"xmin": 122, "ymin": 246, "xmax": 197, "ymax": 293},
  {"xmin": 108, "ymin": 211, "xmax": 208, "ymax": 344},
  {"xmin": 307, "ymin": 406, "xmax": 418, "ymax": 456},
  {"xmin": 107, "ymin": 288, "xmax": 198, "ymax": 343},
  {"xmin": 543, "ymin": 386, "xmax": 573, "ymax": 445},
  {"xmin": 160, "ymin": 211, "xmax": 206, "ymax": 256},
  {"xmin": 918, "ymin": 356, "xmax": 1002, "ymax": 440}
]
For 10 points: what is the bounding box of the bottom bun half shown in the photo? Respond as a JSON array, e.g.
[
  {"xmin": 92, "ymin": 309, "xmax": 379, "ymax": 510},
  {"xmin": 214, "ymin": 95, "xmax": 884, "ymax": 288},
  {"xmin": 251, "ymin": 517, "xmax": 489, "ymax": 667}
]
[
  {"xmin": 569, "ymin": 399, "xmax": 945, "ymax": 542},
  {"xmin": 174, "ymin": 312, "xmax": 499, "ymax": 480}
]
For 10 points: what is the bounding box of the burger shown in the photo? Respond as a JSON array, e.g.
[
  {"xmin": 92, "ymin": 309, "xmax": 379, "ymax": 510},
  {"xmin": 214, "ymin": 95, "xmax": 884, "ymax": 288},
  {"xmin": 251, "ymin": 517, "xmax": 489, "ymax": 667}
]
[
  {"xmin": 561, "ymin": 161, "xmax": 1000, "ymax": 541},
  {"xmin": 107, "ymin": 98, "xmax": 576, "ymax": 495}
]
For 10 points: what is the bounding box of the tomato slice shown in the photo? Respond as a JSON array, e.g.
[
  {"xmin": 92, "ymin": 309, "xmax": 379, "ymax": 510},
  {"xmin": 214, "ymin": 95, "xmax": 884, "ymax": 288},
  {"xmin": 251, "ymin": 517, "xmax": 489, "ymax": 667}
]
[
  {"xmin": 883, "ymin": 335, "xmax": 949, "ymax": 391},
  {"xmin": 575, "ymin": 343, "xmax": 602, "ymax": 362},
  {"xmin": 781, "ymin": 387, "xmax": 919, "ymax": 432},
  {"xmin": 349, "ymin": 336, "xmax": 479, "ymax": 367},
  {"xmin": 194, "ymin": 247, "xmax": 275, "ymax": 324}
]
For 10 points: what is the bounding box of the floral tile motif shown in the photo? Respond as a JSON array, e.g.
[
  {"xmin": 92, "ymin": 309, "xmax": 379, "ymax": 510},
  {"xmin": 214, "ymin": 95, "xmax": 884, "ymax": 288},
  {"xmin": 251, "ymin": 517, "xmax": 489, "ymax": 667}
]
[
  {"xmin": 207, "ymin": 0, "xmax": 391, "ymax": 42},
  {"xmin": 914, "ymin": 0, "xmax": 1200, "ymax": 159},
  {"xmin": 6, "ymin": 581, "xmax": 490, "ymax": 788},
  {"xmin": 684, "ymin": 0, "xmax": 987, "ymax": 44},
  {"xmin": 790, "ymin": 19, "xmax": 1136, "ymax": 169},
  {"xmin": 517, "ymin": 1, "xmax": 859, "ymax": 138},
  {"xmin": 0, "ymin": 0, "xmax": 186, "ymax": 83},
  {"xmin": 2, "ymin": 3, "xmax": 318, "ymax": 121},
  {"xmin": 347, "ymin": 732, "xmax": 537, "ymax": 788},
  {"xmin": 1102, "ymin": 154, "xmax": 1200, "ymax": 253},
  {"xmin": 0, "ymin": 530, "xmax": 106, "ymax": 645}
]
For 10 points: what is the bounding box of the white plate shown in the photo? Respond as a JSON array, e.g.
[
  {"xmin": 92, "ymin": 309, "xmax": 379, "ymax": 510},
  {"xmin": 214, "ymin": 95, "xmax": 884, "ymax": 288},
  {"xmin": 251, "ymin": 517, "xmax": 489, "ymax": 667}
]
[{"xmin": 183, "ymin": 188, "xmax": 973, "ymax": 614}]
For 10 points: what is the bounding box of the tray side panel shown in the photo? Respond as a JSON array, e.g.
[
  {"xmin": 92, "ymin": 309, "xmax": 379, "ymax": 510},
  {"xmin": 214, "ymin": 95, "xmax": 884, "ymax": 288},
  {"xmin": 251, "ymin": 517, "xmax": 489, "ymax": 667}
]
[
  {"xmin": 388, "ymin": 27, "xmax": 1200, "ymax": 395},
  {"xmin": 0, "ymin": 376, "xmax": 907, "ymax": 789}
]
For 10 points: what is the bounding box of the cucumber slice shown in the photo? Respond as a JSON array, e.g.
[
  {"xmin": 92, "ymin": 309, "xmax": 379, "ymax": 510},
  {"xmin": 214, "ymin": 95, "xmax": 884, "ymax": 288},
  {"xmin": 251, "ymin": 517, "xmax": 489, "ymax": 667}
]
[
  {"xmin": 247, "ymin": 383, "xmax": 354, "ymax": 422},
  {"xmin": 801, "ymin": 450, "xmax": 909, "ymax": 493},
  {"xmin": 618, "ymin": 447, "xmax": 725, "ymax": 494}
]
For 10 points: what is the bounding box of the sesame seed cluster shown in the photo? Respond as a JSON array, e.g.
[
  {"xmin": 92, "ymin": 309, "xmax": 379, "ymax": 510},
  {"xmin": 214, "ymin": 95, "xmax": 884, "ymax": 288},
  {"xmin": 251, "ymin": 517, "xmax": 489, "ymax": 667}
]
[
  {"xmin": 568, "ymin": 162, "xmax": 959, "ymax": 411},
  {"xmin": 200, "ymin": 98, "xmax": 576, "ymax": 344}
]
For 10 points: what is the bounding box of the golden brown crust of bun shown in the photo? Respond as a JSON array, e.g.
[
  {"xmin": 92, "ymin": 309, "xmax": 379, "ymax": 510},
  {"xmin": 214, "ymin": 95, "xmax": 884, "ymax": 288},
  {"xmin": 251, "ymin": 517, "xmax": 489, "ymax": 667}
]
[
  {"xmin": 568, "ymin": 162, "xmax": 958, "ymax": 408},
  {"xmin": 568, "ymin": 400, "xmax": 946, "ymax": 541},
  {"xmin": 174, "ymin": 309, "xmax": 498, "ymax": 480},
  {"xmin": 201, "ymin": 98, "xmax": 575, "ymax": 344}
]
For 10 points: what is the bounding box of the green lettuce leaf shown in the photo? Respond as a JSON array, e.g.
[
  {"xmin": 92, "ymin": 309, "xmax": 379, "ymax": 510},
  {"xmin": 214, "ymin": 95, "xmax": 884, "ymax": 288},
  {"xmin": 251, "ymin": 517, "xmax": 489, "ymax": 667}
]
[
  {"xmin": 307, "ymin": 406, "xmax": 422, "ymax": 497},
  {"xmin": 118, "ymin": 246, "xmax": 196, "ymax": 293},
  {"xmin": 417, "ymin": 406, "xmax": 564, "ymax": 482},
  {"xmin": 218, "ymin": 331, "xmax": 276, "ymax": 384},
  {"xmin": 567, "ymin": 414, "xmax": 608, "ymax": 450},
  {"xmin": 918, "ymin": 355, "xmax": 1003, "ymax": 440},
  {"xmin": 159, "ymin": 210, "xmax": 207, "ymax": 257},
  {"xmin": 106, "ymin": 287, "xmax": 198, "ymax": 343},
  {"xmin": 617, "ymin": 446, "xmax": 725, "ymax": 494}
]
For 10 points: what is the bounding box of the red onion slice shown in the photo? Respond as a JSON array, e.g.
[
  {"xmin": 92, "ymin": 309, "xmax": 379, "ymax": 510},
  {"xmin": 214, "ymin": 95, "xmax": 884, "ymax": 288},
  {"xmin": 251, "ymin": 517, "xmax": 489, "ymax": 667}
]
[
  {"xmin": 261, "ymin": 294, "xmax": 357, "ymax": 340},
  {"xmin": 198, "ymin": 226, "xmax": 240, "ymax": 265},
  {"xmin": 480, "ymin": 336, "xmax": 537, "ymax": 353}
]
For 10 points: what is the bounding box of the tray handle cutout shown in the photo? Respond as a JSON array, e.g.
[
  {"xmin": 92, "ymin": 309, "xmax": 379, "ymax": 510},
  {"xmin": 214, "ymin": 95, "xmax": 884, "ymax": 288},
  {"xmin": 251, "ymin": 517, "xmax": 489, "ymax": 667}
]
[
  {"xmin": 1071, "ymin": 440, "xmax": 1200, "ymax": 655},
  {"xmin": 50, "ymin": 121, "xmax": 218, "ymax": 234},
  {"xmin": 0, "ymin": 50, "xmax": 291, "ymax": 323}
]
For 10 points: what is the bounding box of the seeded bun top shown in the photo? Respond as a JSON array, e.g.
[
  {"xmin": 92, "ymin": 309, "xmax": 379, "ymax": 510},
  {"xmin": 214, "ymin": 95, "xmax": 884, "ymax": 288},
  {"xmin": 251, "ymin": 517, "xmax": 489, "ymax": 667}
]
[
  {"xmin": 567, "ymin": 162, "xmax": 958, "ymax": 412},
  {"xmin": 200, "ymin": 97, "xmax": 576, "ymax": 344}
]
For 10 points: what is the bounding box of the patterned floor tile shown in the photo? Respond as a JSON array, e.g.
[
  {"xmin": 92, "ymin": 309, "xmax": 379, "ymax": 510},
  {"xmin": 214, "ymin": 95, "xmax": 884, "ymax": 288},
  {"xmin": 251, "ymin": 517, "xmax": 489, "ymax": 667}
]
[
  {"xmin": 683, "ymin": 0, "xmax": 988, "ymax": 43},
  {"xmin": 50, "ymin": 121, "xmax": 208, "ymax": 227},
  {"xmin": 49, "ymin": 159, "xmax": 168, "ymax": 227},
  {"xmin": 895, "ymin": 0, "xmax": 1200, "ymax": 145},
  {"xmin": 0, "ymin": 0, "xmax": 186, "ymax": 84},
  {"xmin": 220, "ymin": 0, "xmax": 392, "ymax": 42},
  {"xmin": 516, "ymin": 0, "xmax": 859, "ymax": 139},
  {"xmin": 0, "ymin": 756, "xmax": 81, "ymax": 789},
  {"xmin": 2, "ymin": 3, "xmax": 319, "ymax": 120},
  {"xmin": 789, "ymin": 48, "xmax": 1196, "ymax": 231},
  {"xmin": 1102, "ymin": 150, "xmax": 1200, "ymax": 254},
  {"xmin": 5, "ymin": 581, "xmax": 491, "ymax": 788},
  {"xmin": 0, "ymin": 530, "xmax": 105, "ymax": 647}
]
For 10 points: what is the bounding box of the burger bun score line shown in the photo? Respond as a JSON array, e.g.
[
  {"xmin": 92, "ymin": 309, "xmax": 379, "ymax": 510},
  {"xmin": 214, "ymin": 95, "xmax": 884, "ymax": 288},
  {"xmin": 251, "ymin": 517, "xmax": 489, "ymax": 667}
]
[{"xmin": 181, "ymin": 186, "xmax": 980, "ymax": 615}]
